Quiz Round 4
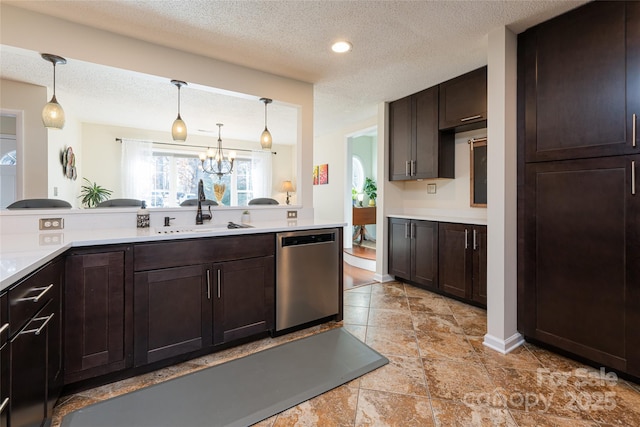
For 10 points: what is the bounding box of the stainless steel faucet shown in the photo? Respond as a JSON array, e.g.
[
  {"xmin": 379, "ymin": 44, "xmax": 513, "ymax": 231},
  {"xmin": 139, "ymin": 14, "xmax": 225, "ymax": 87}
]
[{"xmin": 196, "ymin": 179, "xmax": 212, "ymax": 225}]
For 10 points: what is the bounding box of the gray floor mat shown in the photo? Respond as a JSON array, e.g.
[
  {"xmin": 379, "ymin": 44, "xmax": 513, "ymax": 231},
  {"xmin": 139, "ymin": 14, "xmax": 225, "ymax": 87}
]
[{"xmin": 61, "ymin": 328, "xmax": 388, "ymax": 427}]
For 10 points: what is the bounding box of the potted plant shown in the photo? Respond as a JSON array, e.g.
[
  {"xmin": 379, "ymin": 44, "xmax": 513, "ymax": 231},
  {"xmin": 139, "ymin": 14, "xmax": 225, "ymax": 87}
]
[
  {"xmin": 79, "ymin": 177, "xmax": 112, "ymax": 208},
  {"xmin": 351, "ymin": 187, "xmax": 358, "ymax": 206},
  {"xmin": 363, "ymin": 177, "xmax": 377, "ymax": 206}
]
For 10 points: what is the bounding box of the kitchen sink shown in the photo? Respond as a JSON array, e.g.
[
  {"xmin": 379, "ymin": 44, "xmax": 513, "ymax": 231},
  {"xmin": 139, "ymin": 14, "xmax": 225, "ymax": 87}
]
[{"xmin": 153, "ymin": 222, "xmax": 252, "ymax": 234}]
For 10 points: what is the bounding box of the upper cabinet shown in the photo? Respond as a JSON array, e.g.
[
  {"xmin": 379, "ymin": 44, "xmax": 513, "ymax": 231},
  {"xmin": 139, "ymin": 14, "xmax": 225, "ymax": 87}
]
[
  {"xmin": 520, "ymin": 1, "xmax": 640, "ymax": 162},
  {"xmin": 389, "ymin": 86, "xmax": 454, "ymax": 181},
  {"xmin": 439, "ymin": 67, "xmax": 487, "ymax": 131}
]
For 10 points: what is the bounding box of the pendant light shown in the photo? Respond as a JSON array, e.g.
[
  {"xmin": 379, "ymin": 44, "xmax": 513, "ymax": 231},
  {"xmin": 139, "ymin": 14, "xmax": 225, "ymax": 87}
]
[
  {"xmin": 199, "ymin": 123, "xmax": 236, "ymax": 179},
  {"xmin": 41, "ymin": 53, "xmax": 67, "ymax": 129},
  {"xmin": 171, "ymin": 80, "xmax": 188, "ymax": 141},
  {"xmin": 259, "ymin": 97, "xmax": 273, "ymax": 150}
]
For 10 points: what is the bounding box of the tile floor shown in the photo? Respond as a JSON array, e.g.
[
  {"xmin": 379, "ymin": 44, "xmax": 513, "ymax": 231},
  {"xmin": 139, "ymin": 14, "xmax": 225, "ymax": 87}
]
[{"xmin": 52, "ymin": 281, "xmax": 640, "ymax": 426}]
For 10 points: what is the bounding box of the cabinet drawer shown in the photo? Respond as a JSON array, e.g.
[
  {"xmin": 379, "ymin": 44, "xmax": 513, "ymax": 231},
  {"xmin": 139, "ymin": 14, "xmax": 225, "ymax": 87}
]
[
  {"xmin": 134, "ymin": 234, "xmax": 275, "ymax": 271},
  {"xmin": 8, "ymin": 264, "xmax": 58, "ymax": 337}
]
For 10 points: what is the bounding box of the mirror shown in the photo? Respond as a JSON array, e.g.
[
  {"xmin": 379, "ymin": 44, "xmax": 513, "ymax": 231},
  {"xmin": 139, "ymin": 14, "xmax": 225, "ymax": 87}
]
[
  {"xmin": 0, "ymin": 45, "xmax": 300, "ymax": 208},
  {"xmin": 469, "ymin": 137, "xmax": 487, "ymax": 207}
]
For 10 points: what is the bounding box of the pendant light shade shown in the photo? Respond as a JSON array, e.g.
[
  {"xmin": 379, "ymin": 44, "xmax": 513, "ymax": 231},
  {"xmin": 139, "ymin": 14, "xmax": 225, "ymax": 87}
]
[
  {"xmin": 260, "ymin": 97, "xmax": 273, "ymax": 150},
  {"xmin": 171, "ymin": 80, "xmax": 188, "ymax": 141},
  {"xmin": 41, "ymin": 53, "xmax": 67, "ymax": 129}
]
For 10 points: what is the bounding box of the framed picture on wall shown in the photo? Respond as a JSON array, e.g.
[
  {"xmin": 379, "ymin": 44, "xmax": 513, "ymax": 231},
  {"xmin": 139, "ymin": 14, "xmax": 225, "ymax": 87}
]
[
  {"xmin": 319, "ymin": 164, "xmax": 328, "ymax": 185},
  {"xmin": 313, "ymin": 165, "xmax": 319, "ymax": 185}
]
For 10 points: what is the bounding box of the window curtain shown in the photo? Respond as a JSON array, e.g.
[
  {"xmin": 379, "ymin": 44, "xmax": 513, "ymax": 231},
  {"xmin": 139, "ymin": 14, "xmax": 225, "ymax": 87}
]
[
  {"xmin": 251, "ymin": 150, "xmax": 272, "ymax": 199},
  {"xmin": 121, "ymin": 139, "xmax": 153, "ymax": 202}
]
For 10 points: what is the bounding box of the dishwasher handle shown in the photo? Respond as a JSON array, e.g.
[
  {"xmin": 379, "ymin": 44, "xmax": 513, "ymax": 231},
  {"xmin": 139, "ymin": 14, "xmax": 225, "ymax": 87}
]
[{"xmin": 281, "ymin": 232, "xmax": 335, "ymax": 247}]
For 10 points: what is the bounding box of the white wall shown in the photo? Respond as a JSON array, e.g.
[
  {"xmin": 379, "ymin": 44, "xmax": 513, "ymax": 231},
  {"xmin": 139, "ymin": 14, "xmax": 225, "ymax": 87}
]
[
  {"xmin": 0, "ymin": 4, "xmax": 313, "ymax": 209},
  {"xmin": 47, "ymin": 108, "xmax": 83, "ymax": 207}
]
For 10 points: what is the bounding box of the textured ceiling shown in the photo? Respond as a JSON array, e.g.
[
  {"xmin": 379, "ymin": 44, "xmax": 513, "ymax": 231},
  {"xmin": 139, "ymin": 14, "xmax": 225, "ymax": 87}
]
[{"xmin": 1, "ymin": 0, "xmax": 588, "ymax": 141}]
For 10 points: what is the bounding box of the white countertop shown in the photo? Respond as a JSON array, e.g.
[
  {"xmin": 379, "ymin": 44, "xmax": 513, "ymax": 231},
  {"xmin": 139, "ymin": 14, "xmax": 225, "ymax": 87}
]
[
  {"xmin": 0, "ymin": 219, "xmax": 345, "ymax": 291},
  {"xmin": 387, "ymin": 213, "xmax": 487, "ymax": 226}
]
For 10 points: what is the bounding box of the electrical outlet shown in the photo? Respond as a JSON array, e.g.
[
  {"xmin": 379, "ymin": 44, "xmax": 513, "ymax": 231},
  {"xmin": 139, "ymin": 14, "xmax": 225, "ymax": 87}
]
[
  {"xmin": 39, "ymin": 218, "xmax": 64, "ymax": 230},
  {"xmin": 39, "ymin": 233, "xmax": 63, "ymax": 245},
  {"xmin": 287, "ymin": 210, "xmax": 298, "ymax": 219},
  {"xmin": 427, "ymin": 183, "xmax": 437, "ymax": 194}
]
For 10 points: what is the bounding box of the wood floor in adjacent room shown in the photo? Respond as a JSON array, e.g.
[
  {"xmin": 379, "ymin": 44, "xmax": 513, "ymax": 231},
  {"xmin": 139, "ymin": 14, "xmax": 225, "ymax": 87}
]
[{"xmin": 51, "ymin": 280, "xmax": 640, "ymax": 427}]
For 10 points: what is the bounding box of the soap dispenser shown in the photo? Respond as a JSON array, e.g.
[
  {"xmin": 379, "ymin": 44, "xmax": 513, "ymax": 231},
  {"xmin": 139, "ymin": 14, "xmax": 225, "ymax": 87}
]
[{"xmin": 137, "ymin": 201, "xmax": 150, "ymax": 228}]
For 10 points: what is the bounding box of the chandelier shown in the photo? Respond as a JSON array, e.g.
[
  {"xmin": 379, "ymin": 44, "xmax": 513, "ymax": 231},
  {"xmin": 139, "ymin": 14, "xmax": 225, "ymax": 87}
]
[{"xmin": 199, "ymin": 123, "xmax": 236, "ymax": 178}]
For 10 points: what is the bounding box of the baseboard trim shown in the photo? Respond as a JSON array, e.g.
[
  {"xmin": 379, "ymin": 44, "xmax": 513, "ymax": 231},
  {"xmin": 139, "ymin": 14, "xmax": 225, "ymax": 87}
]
[
  {"xmin": 344, "ymin": 252, "xmax": 376, "ymax": 272},
  {"xmin": 483, "ymin": 332, "xmax": 525, "ymax": 354},
  {"xmin": 374, "ymin": 273, "xmax": 394, "ymax": 283}
]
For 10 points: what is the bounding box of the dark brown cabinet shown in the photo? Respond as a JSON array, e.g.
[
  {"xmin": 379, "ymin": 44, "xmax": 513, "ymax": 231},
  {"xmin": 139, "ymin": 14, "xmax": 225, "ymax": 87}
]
[
  {"xmin": 521, "ymin": 156, "xmax": 640, "ymax": 374},
  {"xmin": 389, "ymin": 86, "xmax": 454, "ymax": 181},
  {"xmin": 212, "ymin": 257, "xmax": 274, "ymax": 345},
  {"xmin": 438, "ymin": 223, "xmax": 487, "ymax": 306},
  {"xmin": 65, "ymin": 246, "xmax": 133, "ymax": 383},
  {"xmin": 439, "ymin": 67, "xmax": 487, "ymax": 131},
  {"xmin": 520, "ymin": 1, "xmax": 639, "ymax": 162},
  {"xmin": 134, "ymin": 264, "xmax": 212, "ymax": 366},
  {"xmin": 0, "ymin": 292, "xmax": 7, "ymax": 427},
  {"xmin": 388, "ymin": 218, "xmax": 438, "ymax": 290},
  {"xmin": 8, "ymin": 259, "xmax": 62, "ymax": 427},
  {"xmin": 518, "ymin": 1, "xmax": 640, "ymax": 377}
]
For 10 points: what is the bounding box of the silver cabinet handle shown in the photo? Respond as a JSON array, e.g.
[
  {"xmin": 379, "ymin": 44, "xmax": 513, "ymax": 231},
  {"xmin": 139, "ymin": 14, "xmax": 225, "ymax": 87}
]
[
  {"xmin": 632, "ymin": 160, "xmax": 636, "ymax": 195},
  {"xmin": 461, "ymin": 114, "xmax": 482, "ymax": 122},
  {"xmin": 465, "ymin": 229, "xmax": 469, "ymax": 249},
  {"xmin": 0, "ymin": 323, "xmax": 8, "ymax": 335},
  {"xmin": 206, "ymin": 269, "xmax": 211, "ymax": 300},
  {"xmin": 633, "ymin": 113, "xmax": 637, "ymax": 148},
  {"xmin": 19, "ymin": 313, "xmax": 54, "ymax": 336},
  {"xmin": 217, "ymin": 269, "xmax": 221, "ymax": 299},
  {"xmin": 404, "ymin": 222, "xmax": 409, "ymax": 239},
  {"xmin": 0, "ymin": 397, "xmax": 8, "ymax": 414},
  {"xmin": 405, "ymin": 160, "xmax": 410, "ymax": 176},
  {"xmin": 411, "ymin": 160, "xmax": 416, "ymax": 176},
  {"xmin": 411, "ymin": 222, "xmax": 415, "ymax": 239},
  {"xmin": 16, "ymin": 284, "xmax": 53, "ymax": 303},
  {"xmin": 473, "ymin": 229, "xmax": 478, "ymax": 250}
]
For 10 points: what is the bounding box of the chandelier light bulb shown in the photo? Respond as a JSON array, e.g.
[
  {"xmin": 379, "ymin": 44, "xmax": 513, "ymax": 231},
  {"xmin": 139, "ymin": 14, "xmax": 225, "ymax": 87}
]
[
  {"xmin": 41, "ymin": 53, "xmax": 67, "ymax": 129},
  {"xmin": 171, "ymin": 80, "xmax": 188, "ymax": 141},
  {"xmin": 259, "ymin": 98, "xmax": 273, "ymax": 150}
]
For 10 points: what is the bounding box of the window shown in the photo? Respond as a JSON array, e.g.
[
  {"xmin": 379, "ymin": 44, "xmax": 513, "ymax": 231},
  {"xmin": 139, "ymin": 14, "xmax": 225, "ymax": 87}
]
[
  {"xmin": 352, "ymin": 156, "xmax": 365, "ymax": 192},
  {"xmin": 149, "ymin": 150, "xmax": 254, "ymax": 207},
  {"xmin": 0, "ymin": 150, "xmax": 16, "ymax": 165}
]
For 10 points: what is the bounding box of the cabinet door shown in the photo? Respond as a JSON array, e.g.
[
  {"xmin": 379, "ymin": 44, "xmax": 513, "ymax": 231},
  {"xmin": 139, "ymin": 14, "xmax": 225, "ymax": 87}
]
[
  {"xmin": 523, "ymin": 155, "xmax": 640, "ymax": 373},
  {"xmin": 10, "ymin": 299, "xmax": 53, "ymax": 427},
  {"xmin": 521, "ymin": 1, "xmax": 639, "ymax": 162},
  {"xmin": 413, "ymin": 86, "xmax": 443, "ymax": 179},
  {"xmin": 438, "ymin": 223, "xmax": 472, "ymax": 299},
  {"xmin": 45, "ymin": 260, "xmax": 63, "ymax": 418},
  {"xmin": 134, "ymin": 265, "xmax": 212, "ymax": 366},
  {"xmin": 439, "ymin": 67, "xmax": 487, "ymax": 130},
  {"xmin": 213, "ymin": 257, "xmax": 274, "ymax": 345},
  {"xmin": 411, "ymin": 220, "xmax": 438, "ymax": 289},
  {"xmin": 472, "ymin": 226, "xmax": 487, "ymax": 306},
  {"xmin": 388, "ymin": 218, "xmax": 411, "ymax": 280},
  {"xmin": 389, "ymin": 95, "xmax": 413, "ymax": 181},
  {"xmin": 65, "ymin": 248, "xmax": 133, "ymax": 383},
  {"xmin": 0, "ymin": 342, "xmax": 7, "ymax": 427}
]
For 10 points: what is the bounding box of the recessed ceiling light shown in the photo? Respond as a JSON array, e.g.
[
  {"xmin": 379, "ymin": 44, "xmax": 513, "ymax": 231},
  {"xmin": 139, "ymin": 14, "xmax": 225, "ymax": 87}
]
[{"xmin": 331, "ymin": 41, "xmax": 352, "ymax": 53}]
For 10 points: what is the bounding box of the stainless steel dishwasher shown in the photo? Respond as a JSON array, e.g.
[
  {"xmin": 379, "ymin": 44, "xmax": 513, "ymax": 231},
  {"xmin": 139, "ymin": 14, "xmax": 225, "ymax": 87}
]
[{"xmin": 276, "ymin": 228, "xmax": 340, "ymax": 331}]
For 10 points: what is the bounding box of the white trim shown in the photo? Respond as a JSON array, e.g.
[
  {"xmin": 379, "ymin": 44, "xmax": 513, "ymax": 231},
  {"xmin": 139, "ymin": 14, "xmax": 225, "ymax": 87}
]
[
  {"xmin": 374, "ymin": 273, "xmax": 394, "ymax": 283},
  {"xmin": 344, "ymin": 251, "xmax": 375, "ymax": 271},
  {"xmin": 482, "ymin": 332, "xmax": 525, "ymax": 355}
]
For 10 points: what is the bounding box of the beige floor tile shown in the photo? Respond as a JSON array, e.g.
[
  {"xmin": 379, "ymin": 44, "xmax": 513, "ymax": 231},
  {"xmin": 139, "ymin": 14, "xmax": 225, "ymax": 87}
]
[
  {"xmin": 573, "ymin": 381, "xmax": 640, "ymax": 426},
  {"xmin": 344, "ymin": 291, "xmax": 371, "ymax": 308},
  {"xmin": 430, "ymin": 398, "xmax": 517, "ymax": 427},
  {"xmin": 416, "ymin": 329, "xmax": 478, "ymax": 362},
  {"xmin": 367, "ymin": 307, "xmax": 414, "ymax": 329},
  {"xmin": 370, "ymin": 282, "xmax": 406, "ymax": 297},
  {"xmin": 369, "ymin": 293, "xmax": 410, "ymax": 311},
  {"xmin": 422, "ymin": 359, "xmax": 497, "ymax": 403},
  {"xmin": 343, "ymin": 305, "xmax": 369, "ymax": 326},
  {"xmin": 251, "ymin": 415, "xmax": 277, "ymax": 426},
  {"xmin": 468, "ymin": 336, "xmax": 543, "ymax": 371},
  {"xmin": 509, "ymin": 410, "xmax": 599, "ymax": 426},
  {"xmin": 365, "ymin": 326, "xmax": 419, "ymax": 358},
  {"xmin": 412, "ymin": 312, "xmax": 464, "ymax": 335},
  {"xmin": 403, "ymin": 284, "xmax": 438, "ymax": 298},
  {"xmin": 525, "ymin": 343, "xmax": 595, "ymax": 373},
  {"xmin": 345, "ymin": 285, "xmax": 372, "ymax": 295},
  {"xmin": 447, "ymin": 299, "xmax": 487, "ymax": 318},
  {"xmin": 485, "ymin": 365, "xmax": 595, "ymax": 421},
  {"xmin": 360, "ymin": 355, "xmax": 429, "ymax": 397},
  {"xmin": 407, "ymin": 295, "xmax": 453, "ymax": 315},
  {"xmin": 456, "ymin": 314, "xmax": 487, "ymax": 336},
  {"xmin": 272, "ymin": 384, "xmax": 358, "ymax": 427},
  {"xmin": 355, "ymin": 389, "xmax": 435, "ymax": 427}
]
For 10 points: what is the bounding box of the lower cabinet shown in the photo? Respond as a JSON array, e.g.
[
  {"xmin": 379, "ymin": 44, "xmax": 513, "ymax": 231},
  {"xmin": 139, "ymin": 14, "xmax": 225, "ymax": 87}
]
[
  {"xmin": 64, "ymin": 246, "xmax": 133, "ymax": 384},
  {"xmin": 134, "ymin": 264, "xmax": 212, "ymax": 366},
  {"xmin": 388, "ymin": 218, "xmax": 438, "ymax": 290},
  {"xmin": 438, "ymin": 223, "xmax": 487, "ymax": 306},
  {"xmin": 0, "ymin": 292, "xmax": 7, "ymax": 427},
  {"xmin": 212, "ymin": 257, "xmax": 274, "ymax": 345},
  {"xmin": 8, "ymin": 259, "xmax": 63, "ymax": 427}
]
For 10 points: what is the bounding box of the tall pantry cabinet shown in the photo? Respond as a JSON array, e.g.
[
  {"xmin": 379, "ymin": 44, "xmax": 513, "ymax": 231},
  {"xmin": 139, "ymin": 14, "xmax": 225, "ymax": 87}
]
[{"xmin": 518, "ymin": 1, "xmax": 640, "ymax": 376}]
